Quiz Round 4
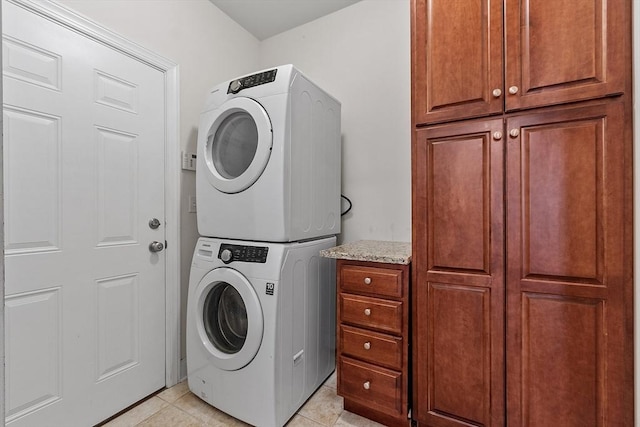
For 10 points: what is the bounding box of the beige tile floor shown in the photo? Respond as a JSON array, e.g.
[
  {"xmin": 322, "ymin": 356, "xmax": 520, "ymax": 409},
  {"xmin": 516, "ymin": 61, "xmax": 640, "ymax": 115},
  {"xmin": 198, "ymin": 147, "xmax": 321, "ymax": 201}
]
[{"xmin": 102, "ymin": 371, "xmax": 386, "ymax": 427}]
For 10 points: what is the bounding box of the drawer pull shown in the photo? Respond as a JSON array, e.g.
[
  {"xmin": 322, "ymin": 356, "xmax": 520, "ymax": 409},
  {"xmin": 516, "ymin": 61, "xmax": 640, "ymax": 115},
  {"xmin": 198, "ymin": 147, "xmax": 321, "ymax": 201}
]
[
  {"xmin": 363, "ymin": 277, "xmax": 372, "ymax": 285},
  {"xmin": 363, "ymin": 341, "xmax": 371, "ymax": 350},
  {"xmin": 363, "ymin": 381, "xmax": 371, "ymax": 390},
  {"xmin": 364, "ymin": 308, "xmax": 371, "ymax": 316}
]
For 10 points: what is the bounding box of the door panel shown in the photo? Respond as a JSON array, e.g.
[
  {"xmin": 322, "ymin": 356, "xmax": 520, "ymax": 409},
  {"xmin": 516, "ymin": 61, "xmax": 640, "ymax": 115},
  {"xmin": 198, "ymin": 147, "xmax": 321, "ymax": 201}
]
[
  {"xmin": 412, "ymin": 0, "xmax": 503, "ymax": 125},
  {"xmin": 5, "ymin": 289, "xmax": 62, "ymax": 419},
  {"xmin": 505, "ymin": 0, "xmax": 627, "ymax": 110},
  {"xmin": 3, "ymin": 2, "xmax": 166, "ymax": 425},
  {"xmin": 523, "ymin": 121, "xmax": 602, "ymax": 282},
  {"xmin": 96, "ymin": 127, "xmax": 139, "ymax": 246},
  {"xmin": 521, "ymin": 293, "xmax": 603, "ymax": 426},
  {"xmin": 428, "ymin": 283, "xmax": 490, "ymax": 425},
  {"xmin": 506, "ymin": 102, "xmax": 626, "ymax": 426},
  {"xmin": 413, "ymin": 118, "xmax": 504, "ymax": 426},
  {"xmin": 3, "ymin": 106, "xmax": 61, "ymax": 253}
]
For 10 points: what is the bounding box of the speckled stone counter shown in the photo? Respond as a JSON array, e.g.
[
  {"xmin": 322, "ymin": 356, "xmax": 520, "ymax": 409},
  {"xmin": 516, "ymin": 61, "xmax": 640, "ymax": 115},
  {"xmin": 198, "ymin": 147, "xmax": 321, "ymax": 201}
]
[{"xmin": 319, "ymin": 240, "xmax": 412, "ymax": 265}]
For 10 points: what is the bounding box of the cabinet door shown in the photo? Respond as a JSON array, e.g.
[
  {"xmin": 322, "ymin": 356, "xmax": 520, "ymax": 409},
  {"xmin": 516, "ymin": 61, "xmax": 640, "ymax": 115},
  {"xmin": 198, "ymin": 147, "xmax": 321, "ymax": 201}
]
[
  {"xmin": 504, "ymin": 0, "xmax": 628, "ymax": 111},
  {"xmin": 412, "ymin": 0, "xmax": 503, "ymax": 125},
  {"xmin": 413, "ymin": 118, "xmax": 505, "ymax": 426},
  {"xmin": 505, "ymin": 102, "xmax": 630, "ymax": 426}
]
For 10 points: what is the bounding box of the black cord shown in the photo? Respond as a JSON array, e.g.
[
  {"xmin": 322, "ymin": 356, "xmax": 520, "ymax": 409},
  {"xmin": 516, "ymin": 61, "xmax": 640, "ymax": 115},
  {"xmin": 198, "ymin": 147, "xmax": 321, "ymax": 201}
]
[{"xmin": 341, "ymin": 194, "xmax": 352, "ymax": 216}]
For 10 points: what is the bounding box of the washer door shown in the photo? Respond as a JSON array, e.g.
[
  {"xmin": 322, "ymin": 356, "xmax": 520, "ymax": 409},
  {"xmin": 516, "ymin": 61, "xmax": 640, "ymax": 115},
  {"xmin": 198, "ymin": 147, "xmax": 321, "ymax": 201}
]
[
  {"xmin": 203, "ymin": 97, "xmax": 272, "ymax": 194},
  {"xmin": 195, "ymin": 268, "xmax": 263, "ymax": 371}
]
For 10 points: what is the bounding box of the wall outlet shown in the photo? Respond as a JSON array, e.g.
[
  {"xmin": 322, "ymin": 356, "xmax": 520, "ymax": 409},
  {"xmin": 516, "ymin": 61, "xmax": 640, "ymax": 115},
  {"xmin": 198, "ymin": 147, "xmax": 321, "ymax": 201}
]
[
  {"xmin": 182, "ymin": 151, "xmax": 197, "ymax": 171},
  {"xmin": 188, "ymin": 195, "xmax": 197, "ymax": 213}
]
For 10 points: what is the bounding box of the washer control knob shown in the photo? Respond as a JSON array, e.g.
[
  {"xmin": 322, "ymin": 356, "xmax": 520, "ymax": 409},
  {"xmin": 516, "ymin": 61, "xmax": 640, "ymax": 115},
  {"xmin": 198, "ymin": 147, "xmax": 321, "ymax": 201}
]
[
  {"xmin": 220, "ymin": 249, "xmax": 233, "ymax": 263},
  {"xmin": 229, "ymin": 79, "xmax": 243, "ymax": 94}
]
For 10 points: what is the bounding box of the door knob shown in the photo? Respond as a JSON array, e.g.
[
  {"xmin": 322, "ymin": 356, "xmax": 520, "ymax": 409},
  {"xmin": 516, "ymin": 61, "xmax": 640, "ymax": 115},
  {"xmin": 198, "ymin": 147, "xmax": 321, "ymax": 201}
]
[{"xmin": 149, "ymin": 241, "xmax": 164, "ymax": 252}]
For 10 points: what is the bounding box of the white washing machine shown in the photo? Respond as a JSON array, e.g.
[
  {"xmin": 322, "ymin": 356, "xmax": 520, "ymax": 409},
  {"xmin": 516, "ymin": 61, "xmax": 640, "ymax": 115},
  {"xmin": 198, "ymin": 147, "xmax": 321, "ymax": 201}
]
[
  {"xmin": 196, "ymin": 64, "xmax": 341, "ymax": 242},
  {"xmin": 186, "ymin": 236, "xmax": 336, "ymax": 427}
]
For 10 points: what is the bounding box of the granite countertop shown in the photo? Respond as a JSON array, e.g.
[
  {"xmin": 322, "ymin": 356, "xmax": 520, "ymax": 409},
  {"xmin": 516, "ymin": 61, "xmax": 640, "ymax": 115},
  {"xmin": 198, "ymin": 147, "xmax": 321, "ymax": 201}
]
[{"xmin": 320, "ymin": 240, "xmax": 412, "ymax": 265}]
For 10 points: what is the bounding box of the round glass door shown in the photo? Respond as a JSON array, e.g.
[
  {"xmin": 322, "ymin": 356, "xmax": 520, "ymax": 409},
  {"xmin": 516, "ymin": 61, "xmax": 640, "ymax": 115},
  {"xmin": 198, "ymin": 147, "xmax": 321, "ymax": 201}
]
[
  {"xmin": 203, "ymin": 98, "xmax": 272, "ymax": 194},
  {"xmin": 202, "ymin": 283, "xmax": 247, "ymax": 354},
  {"xmin": 196, "ymin": 268, "xmax": 263, "ymax": 370}
]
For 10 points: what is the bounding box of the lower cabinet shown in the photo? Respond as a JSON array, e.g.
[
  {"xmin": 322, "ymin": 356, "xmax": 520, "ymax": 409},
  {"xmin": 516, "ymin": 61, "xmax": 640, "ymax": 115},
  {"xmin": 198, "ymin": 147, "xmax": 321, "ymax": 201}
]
[
  {"xmin": 412, "ymin": 101, "xmax": 632, "ymax": 426},
  {"xmin": 336, "ymin": 259, "xmax": 411, "ymax": 427}
]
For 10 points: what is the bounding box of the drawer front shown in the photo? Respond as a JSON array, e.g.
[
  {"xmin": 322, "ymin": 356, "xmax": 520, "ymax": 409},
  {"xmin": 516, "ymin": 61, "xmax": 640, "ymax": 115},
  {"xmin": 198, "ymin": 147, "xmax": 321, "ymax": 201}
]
[
  {"xmin": 340, "ymin": 294, "xmax": 402, "ymax": 335},
  {"xmin": 341, "ymin": 265, "xmax": 403, "ymax": 298},
  {"xmin": 338, "ymin": 356, "xmax": 403, "ymax": 416},
  {"xmin": 340, "ymin": 325, "xmax": 402, "ymax": 370}
]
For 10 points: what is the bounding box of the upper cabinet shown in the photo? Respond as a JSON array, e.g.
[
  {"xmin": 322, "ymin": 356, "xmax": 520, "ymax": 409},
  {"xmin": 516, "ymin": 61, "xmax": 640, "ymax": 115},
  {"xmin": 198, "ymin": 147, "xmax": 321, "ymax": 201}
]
[{"xmin": 412, "ymin": 0, "xmax": 627, "ymax": 126}]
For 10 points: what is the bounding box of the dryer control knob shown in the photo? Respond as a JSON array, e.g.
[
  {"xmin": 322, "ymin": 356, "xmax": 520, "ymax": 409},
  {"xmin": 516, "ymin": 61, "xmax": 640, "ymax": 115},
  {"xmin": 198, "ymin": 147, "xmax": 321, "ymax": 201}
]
[
  {"xmin": 220, "ymin": 249, "xmax": 233, "ymax": 263},
  {"xmin": 229, "ymin": 79, "xmax": 243, "ymax": 94}
]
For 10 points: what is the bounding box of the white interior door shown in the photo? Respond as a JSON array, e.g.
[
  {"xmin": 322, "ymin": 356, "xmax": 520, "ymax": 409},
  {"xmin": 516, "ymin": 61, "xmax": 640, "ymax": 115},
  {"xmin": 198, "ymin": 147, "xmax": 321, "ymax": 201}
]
[{"xmin": 3, "ymin": 1, "xmax": 166, "ymax": 425}]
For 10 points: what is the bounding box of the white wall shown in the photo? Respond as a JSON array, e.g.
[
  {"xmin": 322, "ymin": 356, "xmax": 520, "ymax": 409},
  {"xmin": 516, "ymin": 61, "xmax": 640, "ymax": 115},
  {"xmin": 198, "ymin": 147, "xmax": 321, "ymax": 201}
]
[
  {"xmin": 57, "ymin": 0, "xmax": 261, "ymax": 365},
  {"xmin": 259, "ymin": 0, "xmax": 412, "ymax": 244}
]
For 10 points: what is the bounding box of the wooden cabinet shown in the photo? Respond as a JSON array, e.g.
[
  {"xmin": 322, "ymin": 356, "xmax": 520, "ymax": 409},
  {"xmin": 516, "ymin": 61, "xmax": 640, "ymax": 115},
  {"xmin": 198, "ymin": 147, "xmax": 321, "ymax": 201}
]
[
  {"xmin": 412, "ymin": 0, "xmax": 628, "ymax": 126},
  {"xmin": 505, "ymin": 102, "xmax": 628, "ymax": 426},
  {"xmin": 412, "ymin": 2, "xmax": 632, "ymax": 424},
  {"xmin": 413, "ymin": 100, "xmax": 632, "ymax": 426},
  {"xmin": 413, "ymin": 118, "xmax": 505, "ymax": 427},
  {"xmin": 337, "ymin": 259, "xmax": 411, "ymax": 427}
]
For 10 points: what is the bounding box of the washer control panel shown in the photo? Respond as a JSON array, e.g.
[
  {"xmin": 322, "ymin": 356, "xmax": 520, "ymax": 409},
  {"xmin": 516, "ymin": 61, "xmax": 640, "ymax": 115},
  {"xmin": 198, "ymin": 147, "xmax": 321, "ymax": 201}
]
[
  {"xmin": 218, "ymin": 243, "xmax": 269, "ymax": 264},
  {"xmin": 227, "ymin": 69, "xmax": 278, "ymax": 94}
]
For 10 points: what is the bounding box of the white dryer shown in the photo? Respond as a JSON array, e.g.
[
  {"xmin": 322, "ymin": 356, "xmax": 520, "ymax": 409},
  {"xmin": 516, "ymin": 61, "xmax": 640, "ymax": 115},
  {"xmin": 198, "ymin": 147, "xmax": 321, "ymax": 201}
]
[
  {"xmin": 186, "ymin": 236, "xmax": 336, "ymax": 427},
  {"xmin": 196, "ymin": 64, "xmax": 341, "ymax": 242}
]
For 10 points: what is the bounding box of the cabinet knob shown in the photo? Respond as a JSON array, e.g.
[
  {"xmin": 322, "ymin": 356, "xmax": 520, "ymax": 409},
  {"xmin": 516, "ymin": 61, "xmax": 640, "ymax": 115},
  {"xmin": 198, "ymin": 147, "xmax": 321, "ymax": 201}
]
[
  {"xmin": 363, "ymin": 381, "xmax": 371, "ymax": 390},
  {"xmin": 508, "ymin": 85, "xmax": 519, "ymax": 95},
  {"xmin": 363, "ymin": 277, "xmax": 372, "ymax": 285},
  {"xmin": 492, "ymin": 88, "xmax": 502, "ymax": 98},
  {"xmin": 492, "ymin": 131, "xmax": 503, "ymax": 141},
  {"xmin": 509, "ymin": 128, "xmax": 520, "ymax": 138},
  {"xmin": 364, "ymin": 341, "xmax": 371, "ymax": 350},
  {"xmin": 364, "ymin": 308, "xmax": 371, "ymax": 316}
]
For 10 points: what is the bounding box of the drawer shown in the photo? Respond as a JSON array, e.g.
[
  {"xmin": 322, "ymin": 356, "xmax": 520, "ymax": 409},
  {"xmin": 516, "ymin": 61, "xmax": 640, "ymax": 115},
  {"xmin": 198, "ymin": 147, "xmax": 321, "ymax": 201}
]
[
  {"xmin": 340, "ymin": 324, "xmax": 402, "ymax": 370},
  {"xmin": 340, "ymin": 294, "xmax": 402, "ymax": 335},
  {"xmin": 341, "ymin": 265, "xmax": 403, "ymax": 298},
  {"xmin": 338, "ymin": 356, "xmax": 403, "ymax": 416}
]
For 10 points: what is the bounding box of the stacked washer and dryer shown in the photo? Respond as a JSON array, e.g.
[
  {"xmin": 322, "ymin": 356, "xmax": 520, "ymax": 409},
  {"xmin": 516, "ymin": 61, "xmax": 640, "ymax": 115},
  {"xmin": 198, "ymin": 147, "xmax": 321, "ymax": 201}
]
[{"xmin": 186, "ymin": 65, "xmax": 341, "ymax": 427}]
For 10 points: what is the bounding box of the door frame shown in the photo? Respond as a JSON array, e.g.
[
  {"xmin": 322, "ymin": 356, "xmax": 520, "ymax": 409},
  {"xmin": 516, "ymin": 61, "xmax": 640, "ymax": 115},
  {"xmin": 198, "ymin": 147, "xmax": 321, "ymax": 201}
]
[{"xmin": 4, "ymin": 0, "xmax": 182, "ymax": 387}]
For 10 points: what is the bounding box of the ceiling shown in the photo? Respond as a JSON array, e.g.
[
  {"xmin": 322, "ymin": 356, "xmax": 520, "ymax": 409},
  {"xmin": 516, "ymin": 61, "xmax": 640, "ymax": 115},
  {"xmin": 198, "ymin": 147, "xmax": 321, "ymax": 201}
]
[{"xmin": 209, "ymin": 0, "xmax": 361, "ymax": 40}]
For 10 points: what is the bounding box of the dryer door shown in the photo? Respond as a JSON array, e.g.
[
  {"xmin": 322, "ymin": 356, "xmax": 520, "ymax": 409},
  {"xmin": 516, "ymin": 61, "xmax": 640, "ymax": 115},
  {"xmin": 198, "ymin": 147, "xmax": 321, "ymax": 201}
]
[
  {"xmin": 203, "ymin": 97, "xmax": 272, "ymax": 193},
  {"xmin": 194, "ymin": 267, "xmax": 263, "ymax": 371}
]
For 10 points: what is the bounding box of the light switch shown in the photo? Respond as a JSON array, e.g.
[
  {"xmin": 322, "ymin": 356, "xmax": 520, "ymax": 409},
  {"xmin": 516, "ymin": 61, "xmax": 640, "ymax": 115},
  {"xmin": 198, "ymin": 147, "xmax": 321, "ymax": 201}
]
[{"xmin": 182, "ymin": 151, "xmax": 197, "ymax": 171}]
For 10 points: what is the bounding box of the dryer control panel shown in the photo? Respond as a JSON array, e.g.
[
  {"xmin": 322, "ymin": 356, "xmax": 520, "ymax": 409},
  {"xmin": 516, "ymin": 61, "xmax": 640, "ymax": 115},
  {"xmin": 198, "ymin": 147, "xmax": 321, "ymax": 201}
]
[
  {"xmin": 227, "ymin": 69, "xmax": 277, "ymax": 94},
  {"xmin": 218, "ymin": 243, "xmax": 269, "ymax": 264}
]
